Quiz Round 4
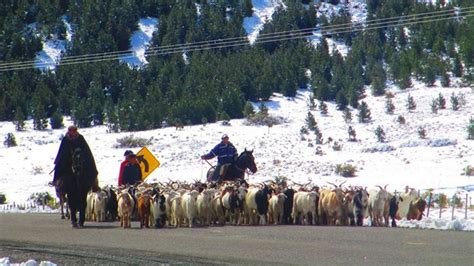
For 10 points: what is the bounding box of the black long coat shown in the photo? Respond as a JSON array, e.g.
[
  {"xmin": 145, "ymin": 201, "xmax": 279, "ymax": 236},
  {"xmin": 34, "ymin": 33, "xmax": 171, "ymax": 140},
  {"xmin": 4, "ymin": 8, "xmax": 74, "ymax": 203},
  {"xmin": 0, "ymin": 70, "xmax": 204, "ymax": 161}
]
[{"xmin": 54, "ymin": 134, "xmax": 98, "ymax": 184}]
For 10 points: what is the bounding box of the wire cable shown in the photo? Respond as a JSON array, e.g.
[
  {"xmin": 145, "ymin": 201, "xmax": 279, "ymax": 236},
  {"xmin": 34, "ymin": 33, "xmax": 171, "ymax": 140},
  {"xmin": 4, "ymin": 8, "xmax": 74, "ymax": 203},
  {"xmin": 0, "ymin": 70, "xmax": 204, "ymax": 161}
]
[
  {"xmin": 1, "ymin": 7, "xmax": 471, "ymax": 70},
  {"xmin": 2, "ymin": 6, "xmax": 468, "ymax": 69},
  {"xmin": 0, "ymin": 6, "xmax": 472, "ymax": 72},
  {"xmin": 4, "ymin": 9, "xmax": 471, "ymax": 71}
]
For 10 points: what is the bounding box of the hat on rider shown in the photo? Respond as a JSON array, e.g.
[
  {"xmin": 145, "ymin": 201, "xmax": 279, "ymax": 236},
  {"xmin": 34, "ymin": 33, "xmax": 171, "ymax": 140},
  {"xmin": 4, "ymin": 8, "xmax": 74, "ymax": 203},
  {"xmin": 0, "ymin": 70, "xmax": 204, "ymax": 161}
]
[
  {"xmin": 221, "ymin": 134, "xmax": 229, "ymax": 140},
  {"xmin": 124, "ymin": 150, "xmax": 133, "ymax": 156}
]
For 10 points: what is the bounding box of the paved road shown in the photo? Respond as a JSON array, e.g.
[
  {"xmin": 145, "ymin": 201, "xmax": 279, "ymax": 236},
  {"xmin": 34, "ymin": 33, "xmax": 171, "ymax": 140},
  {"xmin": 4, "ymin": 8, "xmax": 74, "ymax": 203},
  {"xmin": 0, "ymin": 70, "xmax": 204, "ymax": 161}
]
[{"xmin": 0, "ymin": 213, "xmax": 473, "ymax": 265}]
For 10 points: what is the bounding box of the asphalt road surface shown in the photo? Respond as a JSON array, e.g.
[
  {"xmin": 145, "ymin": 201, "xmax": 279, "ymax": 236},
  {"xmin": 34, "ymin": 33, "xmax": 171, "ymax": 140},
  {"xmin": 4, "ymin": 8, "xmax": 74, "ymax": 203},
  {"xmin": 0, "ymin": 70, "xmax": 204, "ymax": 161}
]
[{"xmin": 0, "ymin": 213, "xmax": 473, "ymax": 265}]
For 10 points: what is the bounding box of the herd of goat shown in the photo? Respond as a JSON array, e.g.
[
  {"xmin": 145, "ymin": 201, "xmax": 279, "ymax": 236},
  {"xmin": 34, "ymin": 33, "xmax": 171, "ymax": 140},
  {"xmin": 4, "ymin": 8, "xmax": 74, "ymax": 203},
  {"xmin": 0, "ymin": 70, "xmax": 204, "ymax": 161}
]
[{"xmin": 70, "ymin": 180, "xmax": 427, "ymax": 229}]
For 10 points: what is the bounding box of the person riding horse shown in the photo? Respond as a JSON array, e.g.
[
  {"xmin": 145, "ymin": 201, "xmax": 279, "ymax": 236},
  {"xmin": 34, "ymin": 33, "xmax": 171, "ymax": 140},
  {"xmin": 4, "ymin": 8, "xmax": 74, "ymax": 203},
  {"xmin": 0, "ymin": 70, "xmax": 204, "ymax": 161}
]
[
  {"xmin": 52, "ymin": 125, "xmax": 99, "ymax": 228},
  {"xmin": 51, "ymin": 126, "xmax": 98, "ymax": 189},
  {"xmin": 201, "ymin": 134, "xmax": 238, "ymax": 183}
]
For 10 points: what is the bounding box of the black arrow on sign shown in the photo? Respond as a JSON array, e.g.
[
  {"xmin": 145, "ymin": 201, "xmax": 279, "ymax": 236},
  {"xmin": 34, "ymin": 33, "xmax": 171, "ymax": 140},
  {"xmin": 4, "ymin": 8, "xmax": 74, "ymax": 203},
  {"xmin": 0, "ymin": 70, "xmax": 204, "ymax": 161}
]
[{"xmin": 137, "ymin": 155, "xmax": 149, "ymax": 172}]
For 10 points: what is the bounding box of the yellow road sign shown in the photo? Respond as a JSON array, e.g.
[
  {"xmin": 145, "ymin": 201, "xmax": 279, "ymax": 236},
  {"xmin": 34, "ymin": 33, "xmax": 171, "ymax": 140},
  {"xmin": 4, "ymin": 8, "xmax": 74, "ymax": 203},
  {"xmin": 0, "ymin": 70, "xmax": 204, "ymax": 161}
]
[{"xmin": 136, "ymin": 146, "xmax": 160, "ymax": 180}]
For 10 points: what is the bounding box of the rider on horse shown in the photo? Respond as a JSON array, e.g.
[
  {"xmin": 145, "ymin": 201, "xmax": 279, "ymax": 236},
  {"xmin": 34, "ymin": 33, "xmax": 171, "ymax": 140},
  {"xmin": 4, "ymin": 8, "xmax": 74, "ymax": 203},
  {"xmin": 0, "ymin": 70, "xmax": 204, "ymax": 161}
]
[
  {"xmin": 51, "ymin": 125, "xmax": 98, "ymax": 190},
  {"xmin": 51, "ymin": 125, "xmax": 99, "ymax": 228},
  {"xmin": 201, "ymin": 134, "xmax": 238, "ymax": 183}
]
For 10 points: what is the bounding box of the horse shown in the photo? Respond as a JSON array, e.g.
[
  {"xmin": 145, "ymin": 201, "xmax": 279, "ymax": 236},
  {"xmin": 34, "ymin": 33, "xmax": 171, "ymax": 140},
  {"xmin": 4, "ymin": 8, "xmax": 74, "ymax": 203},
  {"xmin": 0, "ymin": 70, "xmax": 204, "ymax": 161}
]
[
  {"xmin": 206, "ymin": 149, "xmax": 257, "ymax": 183},
  {"xmin": 62, "ymin": 148, "xmax": 96, "ymax": 228}
]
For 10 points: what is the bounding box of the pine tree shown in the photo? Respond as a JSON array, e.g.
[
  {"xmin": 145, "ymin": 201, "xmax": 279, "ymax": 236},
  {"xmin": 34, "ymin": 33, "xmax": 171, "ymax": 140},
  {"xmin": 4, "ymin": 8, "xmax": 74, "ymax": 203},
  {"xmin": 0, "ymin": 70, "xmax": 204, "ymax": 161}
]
[
  {"xmin": 343, "ymin": 107, "xmax": 352, "ymax": 123},
  {"xmin": 396, "ymin": 51, "xmax": 412, "ymax": 89},
  {"xmin": 32, "ymin": 102, "xmax": 48, "ymax": 131},
  {"xmin": 385, "ymin": 98, "xmax": 395, "ymax": 115},
  {"xmin": 406, "ymin": 94, "xmax": 416, "ymax": 112},
  {"xmin": 222, "ymin": 86, "xmax": 245, "ymax": 119},
  {"xmin": 50, "ymin": 111, "xmax": 64, "ymax": 129},
  {"xmin": 73, "ymin": 99, "xmax": 92, "ymax": 128},
  {"xmin": 256, "ymin": 64, "xmax": 274, "ymax": 101},
  {"xmin": 87, "ymin": 81, "xmax": 105, "ymax": 126},
  {"xmin": 305, "ymin": 111, "xmax": 317, "ymax": 131},
  {"xmin": 4, "ymin": 133, "xmax": 17, "ymax": 147},
  {"xmin": 452, "ymin": 54, "xmax": 463, "ymax": 78},
  {"xmin": 417, "ymin": 126, "xmax": 427, "ymax": 139},
  {"xmin": 375, "ymin": 126, "xmax": 386, "ymax": 143},
  {"xmin": 218, "ymin": 111, "xmax": 231, "ymax": 121},
  {"xmin": 300, "ymin": 126, "xmax": 309, "ymax": 136},
  {"xmin": 440, "ymin": 69, "xmax": 450, "ymax": 87},
  {"xmin": 357, "ymin": 101, "xmax": 371, "ymax": 123},
  {"xmin": 450, "ymin": 93, "xmax": 460, "ymax": 111},
  {"xmin": 13, "ymin": 107, "xmax": 25, "ymax": 131},
  {"xmin": 397, "ymin": 115, "xmax": 406, "ymax": 125},
  {"xmin": 104, "ymin": 99, "xmax": 119, "ymax": 133},
  {"xmin": 308, "ymin": 95, "xmax": 317, "ymax": 111},
  {"xmin": 468, "ymin": 117, "xmax": 474, "ymax": 140},
  {"xmin": 437, "ymin": 93, "xmax": 446, "ymax": 109},
  {"xmin": 242, "ymin": 0, "xmax": 253, "ymax": 17},
  {"xmin": 422, "ymin": 62, "xmax": 437, "ymax": 87},
  {"xmin": 243, "ymin": 101, "xmax": 255, "ymax": 118},
  {"xmin": 348, "ymin": 126, "xmax": 357, "ymax": 142},
  {"xmin": 430, "ymin": 99, "xmax": 438, "ymax": 114},
  {"xmin": 370, "ymin": 60, "xmax": 386, "ymax": 96},
  {"xmin": 335, "ymin": 90, "xmax": 348, "ymax": 111},
  {"xmin": 432, "ymin": 36, "xmax": 446, "ymax": 55},
  {"xmin": 314, "ymin": 125, "xmax": 323, "ymax": 144},
  {"xmin": 258, "ymin": 102, "xmax": 269, "ymax": 116},
  {"xmin": 31, "ymin": 80, "xmax": 52, "ymax": 130},
  {"xmin": 319, "ymin": 100, "xmax": 328, "ymax": 115}
]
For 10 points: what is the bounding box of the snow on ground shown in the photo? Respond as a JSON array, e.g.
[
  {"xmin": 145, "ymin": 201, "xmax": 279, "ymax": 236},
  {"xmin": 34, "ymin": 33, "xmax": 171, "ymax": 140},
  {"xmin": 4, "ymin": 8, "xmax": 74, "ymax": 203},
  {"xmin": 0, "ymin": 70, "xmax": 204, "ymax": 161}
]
[
  {"xmin": 0, "ymin": 258, "xmax": 56, "ymax": 266},
  {"xmin": 34, "ymin": 40, "xmax": 66, "ymax": 71},
  {"xmin": 308, "ymin": 1, "xmax": 367, "ymax": 57},
  {"xmin": 33, "ymin": 16, "xmax": 158, "ymax": 70},
  {"xmin": 119, "ymin": 17, "xmax": 158, "ymax": 68},
  {"xmin": 243, "ymin": 0, "xmax": 284, "ymax": 44},
  {"xmin": 34, "ymin": 18, "xmax": 73, "ymax": 71},
  {"xmin": 317, "ymin": 0, "xmax": 367, "ymax": 24},
  {"xmin": 5, "ymin": 0, "xmax": 473, "ymax": 232},
  {"xmin": 418, "ymin": 0, "xmax": 452, "ymax": 7},
  {"xmin": 1, "ymin": 80, "xmax": 473, "ymax": 230}
]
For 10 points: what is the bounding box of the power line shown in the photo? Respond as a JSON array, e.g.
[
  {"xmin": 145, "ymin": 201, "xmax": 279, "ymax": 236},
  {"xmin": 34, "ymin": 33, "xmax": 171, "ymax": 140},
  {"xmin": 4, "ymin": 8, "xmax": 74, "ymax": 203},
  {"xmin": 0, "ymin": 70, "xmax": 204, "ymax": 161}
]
[
  {"xmin": 6, "ymin": 7, "xmax": 470, "ymax": 69},
  {"xmin": 3, "ymin": 8, "xmax": 472, "ymax": 72},
  {"xmin": 1, "ymin": 7, "xmax": 471, "ymax": 71},
  {"xmin": 2, "ymin": 6, "xmax": 468, "ymax": 69},
  {"xmin": 0, "ymin": 6, "xmax": 472, "ymax": 72}
]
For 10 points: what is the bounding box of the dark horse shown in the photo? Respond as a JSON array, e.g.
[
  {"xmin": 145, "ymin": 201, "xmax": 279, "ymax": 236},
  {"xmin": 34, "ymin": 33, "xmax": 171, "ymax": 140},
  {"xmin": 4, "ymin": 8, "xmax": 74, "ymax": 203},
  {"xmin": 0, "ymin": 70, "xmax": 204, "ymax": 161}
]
[
  {"xmin": 62, "ymin": 148, "xmax": 96, "ymax": 228},
  {"xmin": 206, "ymin": 149, "xmax": 257, "ymax": 183}
]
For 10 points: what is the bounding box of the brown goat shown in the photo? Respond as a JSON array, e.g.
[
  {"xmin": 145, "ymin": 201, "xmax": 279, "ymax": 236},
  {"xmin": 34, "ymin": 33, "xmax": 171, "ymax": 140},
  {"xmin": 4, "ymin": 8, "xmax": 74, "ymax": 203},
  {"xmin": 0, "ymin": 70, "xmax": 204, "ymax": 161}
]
[
  {"xmin": 407, "ymin": 198, "xmax": 426, "ymax": 221},
  {"xmin": 138, "ymin": 194, "xmax": 152, "ymax": 228}
]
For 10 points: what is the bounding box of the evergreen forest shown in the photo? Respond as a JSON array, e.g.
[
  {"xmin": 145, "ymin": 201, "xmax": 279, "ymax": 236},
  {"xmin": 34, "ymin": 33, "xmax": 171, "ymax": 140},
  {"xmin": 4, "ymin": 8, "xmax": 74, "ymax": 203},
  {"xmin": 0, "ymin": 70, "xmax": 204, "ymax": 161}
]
[{"xmin": 0, "ymin": 0, "xmax": 472, "ymax": 132}]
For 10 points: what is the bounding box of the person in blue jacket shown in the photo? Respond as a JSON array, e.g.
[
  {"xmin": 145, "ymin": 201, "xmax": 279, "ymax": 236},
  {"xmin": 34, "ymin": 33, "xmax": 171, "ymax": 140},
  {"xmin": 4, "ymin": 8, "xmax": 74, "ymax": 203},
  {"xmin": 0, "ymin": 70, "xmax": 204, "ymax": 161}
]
[{"xmin": 201, "ymin": 134, "xmax": 238, "ymax": 182}]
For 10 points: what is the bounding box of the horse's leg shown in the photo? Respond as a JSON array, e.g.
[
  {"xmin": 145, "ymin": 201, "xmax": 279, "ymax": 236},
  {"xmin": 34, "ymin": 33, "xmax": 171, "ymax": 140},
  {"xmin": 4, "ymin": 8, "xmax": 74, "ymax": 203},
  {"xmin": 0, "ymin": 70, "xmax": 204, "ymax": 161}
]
[
  {"xmin": 65, "ymin": 198, "xmax": 70, "ymax": 219},
  {"xmin": 59, "ymin": 196, "xmax": 65, "ymax": 219},
  {"xmin": 56, "ymin": 186, "xmax": 66, "ymax": 219}
]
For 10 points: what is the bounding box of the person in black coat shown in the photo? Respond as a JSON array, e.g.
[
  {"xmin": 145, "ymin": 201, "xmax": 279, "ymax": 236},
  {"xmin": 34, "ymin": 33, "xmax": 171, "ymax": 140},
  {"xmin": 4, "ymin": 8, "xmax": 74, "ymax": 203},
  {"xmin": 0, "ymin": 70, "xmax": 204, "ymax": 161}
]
[
  {"xmin": 122, "ymin": 153, "xmax": 142, "ymax": 186},
  {"xmin": 51, "ymin": 125, "xmax": 99, "ymax": 190}
]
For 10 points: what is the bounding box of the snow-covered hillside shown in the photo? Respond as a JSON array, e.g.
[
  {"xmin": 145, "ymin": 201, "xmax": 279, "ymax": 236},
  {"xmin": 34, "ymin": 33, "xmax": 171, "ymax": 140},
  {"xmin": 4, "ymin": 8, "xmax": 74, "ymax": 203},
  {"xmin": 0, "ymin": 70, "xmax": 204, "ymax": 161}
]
[
  {"xmin": 1, "ymin": 80, "xmax": 473, "ymax": 230},
  {"xmin": 8, "ymin": 0, "xmax": 473, "ymax": 232},
  {"xmin": 119, "ymin": 17, "xmax": 158, "ymax": 67},
  {"xmin": 34, "ymin": 17, "xmax": 73, "ymax": 71},
  {"xmin": 243, "ymin": 0, "xmax": 285, "ymax": 43},
  {"xmin": 34, "ymin": 1, "xmax": 369, "ymax": 69}
]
